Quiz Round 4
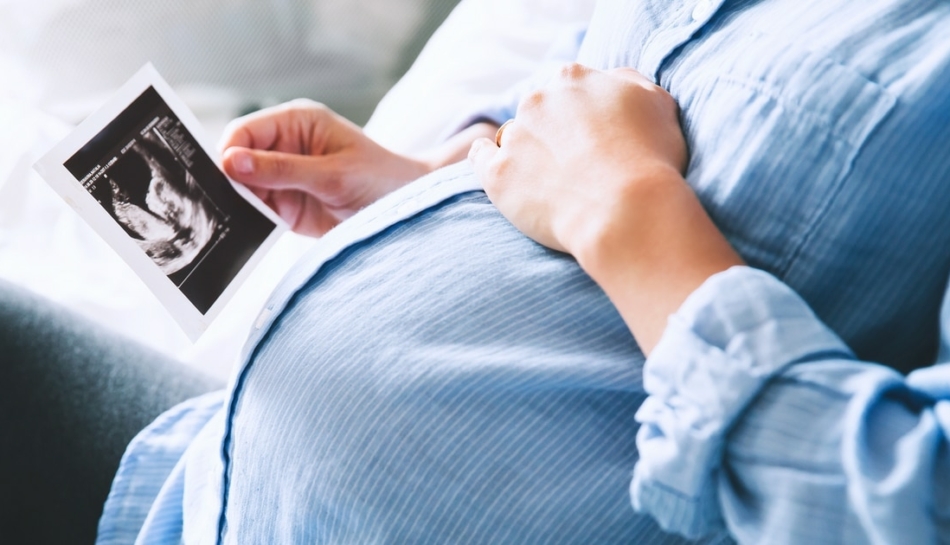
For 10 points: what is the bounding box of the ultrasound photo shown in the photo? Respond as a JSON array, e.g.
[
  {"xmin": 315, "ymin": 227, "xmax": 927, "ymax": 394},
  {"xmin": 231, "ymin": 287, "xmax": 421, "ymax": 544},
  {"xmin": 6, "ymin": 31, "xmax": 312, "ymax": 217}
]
[{"xmin": 63, "ymin": 86, "xmax": 278, "ymax": 315}]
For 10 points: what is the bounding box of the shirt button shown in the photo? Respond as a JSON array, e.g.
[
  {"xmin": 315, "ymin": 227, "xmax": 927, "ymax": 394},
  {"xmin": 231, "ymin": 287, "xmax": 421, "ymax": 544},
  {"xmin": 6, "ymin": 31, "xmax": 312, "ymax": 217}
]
[
  {"xmin": 691, "ymin": 0, "xmax": 715, "ymax": 21},
  {"xmin": 254, "ymin": 306, "xmax": 274, "ymax": 330}
]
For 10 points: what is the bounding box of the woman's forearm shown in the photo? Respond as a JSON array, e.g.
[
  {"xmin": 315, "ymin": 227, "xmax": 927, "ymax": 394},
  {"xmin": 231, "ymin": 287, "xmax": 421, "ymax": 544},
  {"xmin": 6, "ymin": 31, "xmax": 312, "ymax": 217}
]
[
  {"xmin": 467, "ymin": 65, "xmax": 742, "ymax": 354},
  {"xmin": 631, "ymin": 266, "xmax": 950, "ymax": 543},
  {"xmin": 570, "ymin": 165, "xmax": 743, "ymax": 355}
]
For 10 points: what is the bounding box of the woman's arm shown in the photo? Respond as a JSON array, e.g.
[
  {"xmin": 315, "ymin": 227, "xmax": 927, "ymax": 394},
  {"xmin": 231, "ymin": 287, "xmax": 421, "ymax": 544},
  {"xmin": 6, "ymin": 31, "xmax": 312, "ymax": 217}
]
[
  {"xmin": 634, "ymin": 266, "xmax": 950, "ymax": 543},
  {"xmin": 219, "ymin": 100, "xmax": 497, "ymax": 237},
  {"xmin": 468, "ymin": 63, "xmax": 950, "ymax": 543},
  {"xmin": 468, "ymin": 63, "xmax": 743, "ymax": 353}
]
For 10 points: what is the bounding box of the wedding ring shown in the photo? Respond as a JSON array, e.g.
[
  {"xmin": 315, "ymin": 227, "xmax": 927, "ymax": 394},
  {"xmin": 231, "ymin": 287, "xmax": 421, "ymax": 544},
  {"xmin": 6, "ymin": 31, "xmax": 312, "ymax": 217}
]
[{"xmin": 495, "ymin": 119, "xmax": 514, "ymax": 147}]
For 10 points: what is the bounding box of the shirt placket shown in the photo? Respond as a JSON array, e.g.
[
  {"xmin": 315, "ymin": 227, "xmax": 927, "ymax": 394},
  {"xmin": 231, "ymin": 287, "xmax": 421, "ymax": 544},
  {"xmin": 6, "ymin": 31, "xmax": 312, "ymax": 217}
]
[{"xmin": 639, "ymin": 0, "xmax": 729, "ymax": 82}]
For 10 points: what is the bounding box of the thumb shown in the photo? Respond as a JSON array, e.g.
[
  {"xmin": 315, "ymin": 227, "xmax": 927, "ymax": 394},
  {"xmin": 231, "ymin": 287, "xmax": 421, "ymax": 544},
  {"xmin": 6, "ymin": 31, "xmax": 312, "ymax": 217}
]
[
  {"xmin": 468, "ymin": 137, "xmax": 501, "ymax": 187},
  {"xmin": 222, "ymin": 147, "xmax": 332, "ymax": 193}
]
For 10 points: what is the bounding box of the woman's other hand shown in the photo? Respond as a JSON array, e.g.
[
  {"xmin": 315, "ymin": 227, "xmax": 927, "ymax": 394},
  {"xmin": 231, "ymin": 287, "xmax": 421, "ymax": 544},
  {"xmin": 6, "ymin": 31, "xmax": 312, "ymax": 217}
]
[
  {"xmin": 220, "ymin": 100, "xmax": 433, "ymax": 237},
  {"xmin": 469, "ymin": 64, "xmax": 743, "ymax": 353}
]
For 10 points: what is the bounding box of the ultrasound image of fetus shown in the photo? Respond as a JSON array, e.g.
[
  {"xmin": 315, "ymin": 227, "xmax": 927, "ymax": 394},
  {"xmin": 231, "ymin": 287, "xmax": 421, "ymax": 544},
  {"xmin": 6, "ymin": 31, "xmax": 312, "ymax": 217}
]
[{"xmin": 102, "ymin": 131, "xmax": 222, "ymax": 276}]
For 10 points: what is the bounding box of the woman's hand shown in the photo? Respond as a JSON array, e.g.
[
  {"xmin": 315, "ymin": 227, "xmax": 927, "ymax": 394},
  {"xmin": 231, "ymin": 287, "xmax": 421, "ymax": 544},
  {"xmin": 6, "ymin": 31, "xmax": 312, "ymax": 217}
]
[
  {"xmin": 220, "ymin": 100, "xmax": 497, "ymax": 237},
  {"xmin": 469, "ymin": 64, "xmax": 743, "ymax": 353},
  {"xmin": 468, "ymin": 64, "xmax": 688, "ymax": 255}
]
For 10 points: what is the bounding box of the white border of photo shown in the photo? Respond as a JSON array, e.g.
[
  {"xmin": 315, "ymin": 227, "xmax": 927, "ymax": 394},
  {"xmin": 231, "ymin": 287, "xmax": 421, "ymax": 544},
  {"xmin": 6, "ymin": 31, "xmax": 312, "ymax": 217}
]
[{"xmin": 34, "ymin": 64, "xmax": 287, "ymax": 341}]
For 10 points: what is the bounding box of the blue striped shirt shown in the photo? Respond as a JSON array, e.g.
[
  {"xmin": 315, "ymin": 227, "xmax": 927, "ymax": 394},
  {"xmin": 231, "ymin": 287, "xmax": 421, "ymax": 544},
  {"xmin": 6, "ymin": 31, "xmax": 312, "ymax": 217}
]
[
  {"xmin": 96, "ymin": 0, "xmax": 950, "ymax": 542},
  {"xmin": 634, "ymin": 267, "xmax": 950, "ymax": 543}
]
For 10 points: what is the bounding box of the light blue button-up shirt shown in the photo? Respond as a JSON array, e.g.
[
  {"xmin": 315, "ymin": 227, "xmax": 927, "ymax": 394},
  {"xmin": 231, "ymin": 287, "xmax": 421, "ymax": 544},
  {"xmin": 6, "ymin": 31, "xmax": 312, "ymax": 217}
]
[
  {"xmin": 634, "ymin": 267, "xmax": 950, "ymax": 543},
  {"xmin": 95, "ymin": 0, "xmax": 950, "ymax": 543}
]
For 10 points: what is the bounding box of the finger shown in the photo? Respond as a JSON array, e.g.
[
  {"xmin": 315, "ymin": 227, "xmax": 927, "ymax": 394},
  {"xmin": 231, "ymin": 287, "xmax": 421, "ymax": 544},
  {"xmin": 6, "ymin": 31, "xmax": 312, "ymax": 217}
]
[
  {"xmin": 606, "ymin": 67, "xmax": 673, "ymax": 106},
  {"xmin": 468, "ymin": 138, "xmax": 501, "ymax": 186},
  {"xmin": 217, "ymin": 99, "xmax": 326, "ymax": 153},
  {"xmin": 606, "ymin": 66, "xmax": 652, "ymax": 85},
  {"xmin": 222, "ymin": 147, "xmax": 336, "ymax": 194},
  {"xmin": 495, "ymin": 119, "xmax": 515, "ymax": 147},
  {"xmin": 218, "ymin": 108, "xmax": 283, "ymax": 153}
]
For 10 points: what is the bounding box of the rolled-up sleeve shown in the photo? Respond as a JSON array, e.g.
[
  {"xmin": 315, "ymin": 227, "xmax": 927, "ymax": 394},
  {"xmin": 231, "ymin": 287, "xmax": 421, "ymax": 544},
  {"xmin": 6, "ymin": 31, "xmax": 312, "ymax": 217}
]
[{"xmin": 631, "ymin": 266, "xmax": 950, "ymax": 544}]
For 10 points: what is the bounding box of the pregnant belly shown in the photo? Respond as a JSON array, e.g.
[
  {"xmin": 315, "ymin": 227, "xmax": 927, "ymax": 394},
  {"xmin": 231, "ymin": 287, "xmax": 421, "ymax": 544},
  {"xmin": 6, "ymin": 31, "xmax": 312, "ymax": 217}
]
[{"xmin": 219, "ymin": 191, "xmax": 708, "ymax": 544}]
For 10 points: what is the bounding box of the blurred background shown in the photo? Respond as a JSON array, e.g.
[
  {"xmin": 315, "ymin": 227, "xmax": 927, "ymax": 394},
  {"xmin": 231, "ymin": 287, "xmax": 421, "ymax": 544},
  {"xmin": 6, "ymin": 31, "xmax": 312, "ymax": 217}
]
[
  {"xmin": 0, "ymin": 0, "xmax": 594, "ymax": 378},
  {"xmin": 0, "ymin": 0, "xmax": 461, "ymax": 131},
  {"xmin": 0, "ymin": 0, "xmax": 463, "ymax": 378}
]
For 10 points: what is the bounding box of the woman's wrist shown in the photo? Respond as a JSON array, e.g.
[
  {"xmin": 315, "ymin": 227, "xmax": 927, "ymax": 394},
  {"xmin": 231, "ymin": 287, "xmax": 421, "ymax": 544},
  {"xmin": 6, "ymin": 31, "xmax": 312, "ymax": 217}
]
[
  {"xmin": 413, "ymin": 122, "xmax": 500, "ymax": 174},
  {"xmin": 372, "ymin": 122, "xmax": 500, "ymax": 198},
  {"xmin": 572, "ymin": 167, "xmax": 744, "ymax": 354},
  {"xmin": 568, "ymin": 164, "xmax": 687, "ymax": 274}
]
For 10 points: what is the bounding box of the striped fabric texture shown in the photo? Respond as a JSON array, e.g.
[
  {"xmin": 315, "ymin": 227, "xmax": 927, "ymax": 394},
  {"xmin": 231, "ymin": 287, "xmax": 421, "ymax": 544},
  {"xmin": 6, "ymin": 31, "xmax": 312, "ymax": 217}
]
[
  {"xmin": 634, "ymin": 268, "xmax": 950, "ymax": 543},
  {"xmin": 98, "ymin": 0, "xmax": 950, "ymax": 542}
]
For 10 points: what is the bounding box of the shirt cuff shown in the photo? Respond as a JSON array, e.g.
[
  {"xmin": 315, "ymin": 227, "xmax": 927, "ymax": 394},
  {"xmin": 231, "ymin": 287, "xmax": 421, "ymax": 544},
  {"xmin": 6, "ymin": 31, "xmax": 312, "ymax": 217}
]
[{"xmin": 630, "ymin": 266, "xmax": 853, "ymax": 538}]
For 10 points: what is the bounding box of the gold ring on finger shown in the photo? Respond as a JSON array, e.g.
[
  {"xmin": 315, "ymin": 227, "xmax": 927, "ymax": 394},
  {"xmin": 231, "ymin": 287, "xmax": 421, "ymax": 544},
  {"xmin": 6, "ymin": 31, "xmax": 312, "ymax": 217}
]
[{"xmin": 495, "ymin": 119, "xmax": 515, "ymax": 147}]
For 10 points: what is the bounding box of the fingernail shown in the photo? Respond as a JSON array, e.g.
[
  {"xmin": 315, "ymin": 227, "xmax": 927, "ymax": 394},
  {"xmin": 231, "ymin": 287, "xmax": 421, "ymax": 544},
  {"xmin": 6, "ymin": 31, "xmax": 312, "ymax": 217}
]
[
  {"xmin": 233, "ymin": 151, "xmax": 254, "ymax": 174},
  {"xmin": 468, "ymin": 141, "xmax": 482, "ymax": 160}
]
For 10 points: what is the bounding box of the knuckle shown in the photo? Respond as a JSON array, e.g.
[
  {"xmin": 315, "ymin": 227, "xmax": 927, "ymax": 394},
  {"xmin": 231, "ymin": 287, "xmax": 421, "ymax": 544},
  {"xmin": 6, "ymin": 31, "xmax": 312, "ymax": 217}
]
[
  {"xmin": 270, "ymin": 156, "xmax": 294, "ymax": 179},
  {"xmin": 222, "ymin": 117, "xmax": 242, "ymax": 135},
  {"xmin": 517, "ymin": 89, "xmax": 546, "ymax": 114},
  {"xmin": 220, "ymin": 120, "xmax": 243, "ymax": 144},
  {"xmin": 558, "ymin": 62, "xmax": 588, "ymax": 80},
  {"xmin": 654, "ymin": 85, "xmax": 679, "ymax": 112},
  {"xmin": 322, "ymin": 172, "xmax": 343, "ymax": 197},
  {"xmin": 307, "ymin": 102, "xmax": 333, "ymax": 124},
  {"xmin": 317, "ymin": 159, "xmax": 344, "ymax": 195},
  {"xmin": 486, "ymin": 154, "xmax": 508, "ymax": 181},
  {"xmin": 220, "ymin": 120, "xmax": 255, "ymax": 150},
  {"xmin": 285, "ymin": 98, "xmax": 327, "ymax": 117},
  {"xmin": 288, "ymin": 97, "xmax": 317, "ymax": 108},
  {"xmin": 610, "ymin": 66, "xmax": 647, "ymax": 84}
]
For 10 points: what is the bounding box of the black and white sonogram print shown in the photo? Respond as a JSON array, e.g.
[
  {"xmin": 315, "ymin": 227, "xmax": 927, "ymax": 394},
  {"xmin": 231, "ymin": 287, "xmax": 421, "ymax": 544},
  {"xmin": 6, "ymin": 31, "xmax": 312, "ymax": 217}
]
[
  {"xmin": 65, "ymin": 87, "xmax": 277, "ymax": 314},
  {"xmin": 106, "ymin": 124, "xmax": 224, "ymax": 275}
]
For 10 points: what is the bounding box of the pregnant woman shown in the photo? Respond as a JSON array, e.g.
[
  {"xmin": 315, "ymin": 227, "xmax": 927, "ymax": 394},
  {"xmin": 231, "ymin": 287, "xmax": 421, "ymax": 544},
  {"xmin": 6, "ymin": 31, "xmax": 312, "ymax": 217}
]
[{"xmin": 3, "ymin": 0, "xmax": 950, "ymax": 543}]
